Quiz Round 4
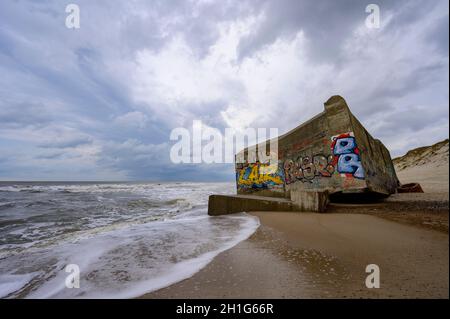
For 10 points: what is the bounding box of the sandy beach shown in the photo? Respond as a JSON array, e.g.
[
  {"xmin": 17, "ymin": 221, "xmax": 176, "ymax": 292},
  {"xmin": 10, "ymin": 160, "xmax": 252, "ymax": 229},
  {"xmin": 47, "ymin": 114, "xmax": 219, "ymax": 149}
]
[
  {"xmin": 142, "ymin": 210, "xmax": 449, "ymax": 299},
  {"xmin": 141, "ymin": 140, "xmax": 449, "ymax": 299}
]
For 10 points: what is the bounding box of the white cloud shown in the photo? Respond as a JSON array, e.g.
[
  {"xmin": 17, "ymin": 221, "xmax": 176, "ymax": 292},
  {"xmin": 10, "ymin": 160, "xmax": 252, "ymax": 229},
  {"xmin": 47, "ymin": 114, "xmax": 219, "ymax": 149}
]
[
  {"xmin": 0, "ymin": 0, "xmax": 448, "ymax": 180},
  {"xmin": 113, "ymin": 111, "xmax": 149, "ymax": 129}
]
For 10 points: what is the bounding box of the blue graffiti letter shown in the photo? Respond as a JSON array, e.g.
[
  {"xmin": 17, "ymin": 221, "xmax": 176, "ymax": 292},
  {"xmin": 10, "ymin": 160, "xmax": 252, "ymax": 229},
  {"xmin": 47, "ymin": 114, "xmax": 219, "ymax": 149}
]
[
  {"xmin": 333, "ymin": 137, "xmax": 356, "ymax": 155},
  {"xmin": 337, "ymin": 153, "xmax": 365, "ymax": 179}
]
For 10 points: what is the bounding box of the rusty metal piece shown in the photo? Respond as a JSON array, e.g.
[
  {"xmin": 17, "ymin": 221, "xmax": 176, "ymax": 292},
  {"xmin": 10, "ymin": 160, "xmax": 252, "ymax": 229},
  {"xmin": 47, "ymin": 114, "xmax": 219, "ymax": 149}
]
[{"xmin": 397, "ymin": 183, "xmax": 424, "ymax": 193}]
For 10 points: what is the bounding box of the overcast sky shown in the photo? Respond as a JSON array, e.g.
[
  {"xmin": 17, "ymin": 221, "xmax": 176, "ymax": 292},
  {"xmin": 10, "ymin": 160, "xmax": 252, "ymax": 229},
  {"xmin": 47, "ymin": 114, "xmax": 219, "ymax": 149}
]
[{"xmin": 0, "ymin": 0, "xmax": 448, "ymax": 181}]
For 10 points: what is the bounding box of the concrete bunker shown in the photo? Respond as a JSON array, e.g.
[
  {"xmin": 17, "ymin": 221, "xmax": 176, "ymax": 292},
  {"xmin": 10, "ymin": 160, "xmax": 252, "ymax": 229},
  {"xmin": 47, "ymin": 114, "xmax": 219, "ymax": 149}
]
[{"xmin": 208, "ymin": 95, "xmax": 400, "ymax": 215}]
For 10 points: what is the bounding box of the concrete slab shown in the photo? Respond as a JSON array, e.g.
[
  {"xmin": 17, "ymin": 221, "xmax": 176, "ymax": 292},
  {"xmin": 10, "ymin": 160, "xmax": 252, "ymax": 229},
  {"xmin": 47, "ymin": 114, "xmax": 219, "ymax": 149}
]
[
  {"xmin": 208, "ymin": 194, "xmax": 294, "ymax": 216},
  {"xmin": 207, "ymin": 193, "xmax": 330, "ymax": 215}
]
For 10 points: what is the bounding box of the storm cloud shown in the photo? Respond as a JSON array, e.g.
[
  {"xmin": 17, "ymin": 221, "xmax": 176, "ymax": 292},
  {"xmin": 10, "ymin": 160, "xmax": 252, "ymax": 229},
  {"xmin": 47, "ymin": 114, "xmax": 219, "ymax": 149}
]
[{"xmin": 0, "ymin": 0, "xmax": 448, "ymax": 181}]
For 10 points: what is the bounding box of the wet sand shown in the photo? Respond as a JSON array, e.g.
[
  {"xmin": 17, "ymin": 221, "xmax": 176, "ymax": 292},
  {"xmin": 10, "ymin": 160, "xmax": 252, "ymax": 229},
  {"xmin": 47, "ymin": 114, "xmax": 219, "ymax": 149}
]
[{"xmin": 142, "ymin": 211, "xmax": 449, "ymax": 299}]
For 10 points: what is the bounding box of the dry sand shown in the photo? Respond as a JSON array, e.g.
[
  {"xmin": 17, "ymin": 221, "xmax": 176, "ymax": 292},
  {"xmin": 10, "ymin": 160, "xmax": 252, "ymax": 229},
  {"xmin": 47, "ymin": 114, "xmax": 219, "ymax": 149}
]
[{"xmin": 142, "ymin": 211, "xmax": 449, "ymax": 299}]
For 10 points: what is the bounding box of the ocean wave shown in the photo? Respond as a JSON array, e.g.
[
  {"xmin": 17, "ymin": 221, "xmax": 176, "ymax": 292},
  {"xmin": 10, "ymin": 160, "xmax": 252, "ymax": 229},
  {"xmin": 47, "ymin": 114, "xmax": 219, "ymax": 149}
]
[
  {"xmin": 0, "ymin": 182, "xmax": 233, "ymax": 195},
  {"xmin": 0, "ymin": 182, "xmax": 239, "ymax": 298},
  {"xmin": 0, "ymin": 186, "xmax": 21, "ymax": 192},
  {"xmin": 0, "ymin": 273, "xmax": 41, "ymax": 298},
  {"xmin": 1, "ymin": 213, "xmax": 258, "ymax": 298},
  {"xmin": 0, "ymin": 218, "xmax": 26, "ymax": 228},
  {"xmin": 0, "ymin": 202, "xmax": 16, "ymax": 210}
]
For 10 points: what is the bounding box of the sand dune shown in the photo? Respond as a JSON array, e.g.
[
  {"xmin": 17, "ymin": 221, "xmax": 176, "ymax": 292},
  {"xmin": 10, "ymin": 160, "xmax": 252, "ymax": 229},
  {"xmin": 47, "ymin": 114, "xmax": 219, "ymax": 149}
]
[{"xmin": 394, "ymin": 139, "xmax": 449, "ymax": 193}]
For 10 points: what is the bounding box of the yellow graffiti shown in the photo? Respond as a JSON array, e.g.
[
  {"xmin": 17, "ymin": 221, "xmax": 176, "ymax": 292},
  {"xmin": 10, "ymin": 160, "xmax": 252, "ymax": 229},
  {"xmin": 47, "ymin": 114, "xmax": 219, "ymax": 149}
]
[{"xmin": 238, "ymin": 164, "xmax": 283, "ymax": 187}]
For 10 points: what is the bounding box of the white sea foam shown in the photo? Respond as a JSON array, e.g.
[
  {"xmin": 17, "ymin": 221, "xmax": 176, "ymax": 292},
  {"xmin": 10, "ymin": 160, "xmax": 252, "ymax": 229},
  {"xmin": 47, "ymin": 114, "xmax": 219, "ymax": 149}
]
[
  {"xmin": 0, "ymin": 186, "xmax": 21, "ymax": 192},
  {"xmin": 23, "ymin": 213, "xmax": 259, "ymax": 299},
  {"xmin": 0, "ymin": 273, "xmax": 40, "ymax": 298},
  {"xmin": 0, "ymin": 182, "xmax": 258, "ymax": 299}
]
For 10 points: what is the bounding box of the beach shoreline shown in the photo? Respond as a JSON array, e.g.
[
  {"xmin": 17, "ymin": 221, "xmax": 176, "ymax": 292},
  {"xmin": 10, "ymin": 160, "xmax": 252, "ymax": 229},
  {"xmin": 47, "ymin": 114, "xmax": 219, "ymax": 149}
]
[{"xmin": 141, "ymin": 206, "xmax": 449, "ymax": 299}]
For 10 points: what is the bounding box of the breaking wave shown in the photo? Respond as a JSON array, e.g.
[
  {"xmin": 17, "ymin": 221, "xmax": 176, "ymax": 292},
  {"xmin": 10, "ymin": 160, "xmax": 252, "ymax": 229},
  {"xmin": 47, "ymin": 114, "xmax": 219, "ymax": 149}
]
[{"xmin": 0, "ymin": 182, "xmax": 258, "ymax": 298}]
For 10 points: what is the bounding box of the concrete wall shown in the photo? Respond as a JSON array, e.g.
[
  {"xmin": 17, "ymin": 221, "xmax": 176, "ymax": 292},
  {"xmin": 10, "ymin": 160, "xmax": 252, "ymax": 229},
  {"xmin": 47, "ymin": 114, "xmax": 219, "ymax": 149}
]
[
  {"xmin": 208, "ymin": 191, "xmax": 330, "ymax": 215},
  {"xmin": 208, "ymin": 195, "xmax": 294, "ymax": 216},
  {"xmin": 235, "ymin": 95, "xmax": 399, "ymax": 198},
  {"xmin": 348, "ymin": 112, "xmax": 399, "ymax": 195}
]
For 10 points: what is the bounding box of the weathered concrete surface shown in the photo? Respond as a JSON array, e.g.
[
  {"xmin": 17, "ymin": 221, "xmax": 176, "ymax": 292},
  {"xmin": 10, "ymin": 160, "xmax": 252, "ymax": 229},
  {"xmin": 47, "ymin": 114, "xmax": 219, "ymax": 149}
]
[
  {"xmin": 208, "ymin": 194, "xmax": 294, "ymax": 216},
  {"xmin": 235, "ymin": 95, "xmax": 399, "ymax": 198},
  {"xmin": 208, "ymin": 192, "xmax": 330, "ymax": 215},
  {"xmin": 289, "ymin": 187, "xmax": 329, "ymax": 213}
]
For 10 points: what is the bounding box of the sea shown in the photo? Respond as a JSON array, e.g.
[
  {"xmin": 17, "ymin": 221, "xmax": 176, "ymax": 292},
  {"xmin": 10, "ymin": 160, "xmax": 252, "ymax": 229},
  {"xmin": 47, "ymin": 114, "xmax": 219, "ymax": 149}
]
[{"xmin": 0, "ymin": 181, "xmax": 259, "ymax": 298}]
